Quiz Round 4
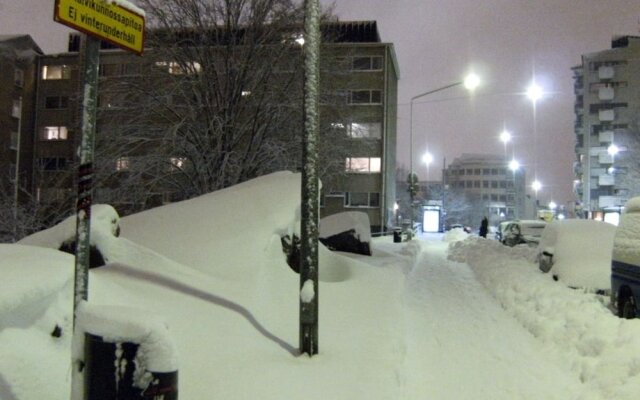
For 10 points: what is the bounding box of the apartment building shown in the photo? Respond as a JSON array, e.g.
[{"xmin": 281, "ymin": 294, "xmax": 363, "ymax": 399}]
[
  {"xmin": 28, "ymin": 21, "xmax": 398, "ymax": 232},
  {"xmin": 0, "ymin": 35, "xmax": 42, "ymax": 205},
  {"xmin": 573, "ymin": 36, "xmax": 640, "ymax": 216},
  {"xmin": 444, "ymin": 153, "xmax": 526, "ymax": 226}
]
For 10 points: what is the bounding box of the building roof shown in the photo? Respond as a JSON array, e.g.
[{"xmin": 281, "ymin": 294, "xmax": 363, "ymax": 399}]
[{"xmin": 0, "ymin": 34, "xmax": 43, "ymax": 58}]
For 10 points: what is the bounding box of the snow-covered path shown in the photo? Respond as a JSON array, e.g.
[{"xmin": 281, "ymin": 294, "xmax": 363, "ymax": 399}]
[{"xmin": 400, "ymin": 239, "xmax": 585, "ymax": 399}]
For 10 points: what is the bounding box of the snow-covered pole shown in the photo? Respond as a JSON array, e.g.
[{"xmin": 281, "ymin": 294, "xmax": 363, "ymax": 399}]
[
  {"xmin": 73, "ymin": 34, "xmax": 99, "ymax": 325},
  {"xmin": 299, "ymin": 0, "xmax": 321, "ymax": 356}
]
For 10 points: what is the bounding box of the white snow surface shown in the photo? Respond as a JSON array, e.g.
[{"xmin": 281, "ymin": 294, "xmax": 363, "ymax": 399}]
[
  {"xmin": 2, "ymin": 172, "xmax": 640, "ymax": 399},
  {"xmin": 539, "ymin": 219, "xmax": 616, "ymax": 290}
]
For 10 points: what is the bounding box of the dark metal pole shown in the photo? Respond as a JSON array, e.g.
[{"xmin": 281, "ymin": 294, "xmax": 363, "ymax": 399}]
[{"xmin": 299, "ymin": 0, "xmax": 320, "ymax": 356}]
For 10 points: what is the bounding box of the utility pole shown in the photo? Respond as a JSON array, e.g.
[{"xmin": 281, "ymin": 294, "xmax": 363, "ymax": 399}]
[{"xmin": 299, "ymin": 0, "xmax": 320, "ymax": 356}]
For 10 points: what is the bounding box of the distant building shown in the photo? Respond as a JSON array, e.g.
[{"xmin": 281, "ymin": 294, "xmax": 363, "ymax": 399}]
[
  {"xmin": 3, "ymin": 21, "xmax": 398, "ymax": 233},
  {"xmin": 573, "ymin": 36, "xmax": 640, "ymax": 217},
  {"xmin": 444, "ymin": 153, "xmax": 526, "ymax": 227}
]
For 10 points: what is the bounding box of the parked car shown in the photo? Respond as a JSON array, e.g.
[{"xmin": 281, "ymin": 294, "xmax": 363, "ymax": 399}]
[
  {"xmin": 501, "ymin": 220, "xmax": 547, "ymax": 247},
  {"xmin": 537, "ymin": 219, "xmax": 616, "ymax": 293},
  {"xmin": 612, "ymin": 197, "xmax": 640, "ymax": 319},
  {"xmin": 495, "ymin": 221, "xmax": 511, "ymax": 242}
]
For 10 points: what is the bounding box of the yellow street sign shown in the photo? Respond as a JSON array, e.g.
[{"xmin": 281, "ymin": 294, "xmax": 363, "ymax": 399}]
[{"xmin": 54, "ymin": 0, "xmax": 145, "ymax": 55}]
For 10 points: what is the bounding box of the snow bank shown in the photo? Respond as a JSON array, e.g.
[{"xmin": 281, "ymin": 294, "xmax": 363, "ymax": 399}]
[
  {"xmin": 0, "ymin": 244, "xmax": 73, "ymax": 322},
  {"xmin": 19, "ymin": 204, "xmax": 120, "ymax": 258},
  {"xmin": 442, "ymin": 227, "xmax": 469, "ymax": 243},
  {"xmin": 448, "ymin": 237, "xmax": 640, "ymax": 400},
  {"xmin": 121, "ymin": 171, "xmax": 301, "ymax": 280}
]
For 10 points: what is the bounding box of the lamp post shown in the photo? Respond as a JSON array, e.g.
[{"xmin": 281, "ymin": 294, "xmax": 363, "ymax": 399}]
[{"xmin": 408, "ymin": 73, "xmax": 480, "ymax": 240}]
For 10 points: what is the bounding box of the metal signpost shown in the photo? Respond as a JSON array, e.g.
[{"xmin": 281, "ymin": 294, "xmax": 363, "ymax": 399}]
[
  {"xmin": 54, "ymin": 1, "xmax": 144, "ymax": 397},
  {"xmin": 299, "ymin": 0, "xmax": 320, "ymax": 356}
]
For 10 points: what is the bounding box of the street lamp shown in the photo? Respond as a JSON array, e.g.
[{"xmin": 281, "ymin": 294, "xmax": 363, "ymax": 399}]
[
  {"xmin": 408, "ymin": 73, "xmax": 480, "ymax": 239},
  {"xmin": 500, "ymin": 129, "xmax": 512, "ymax": 144},
  {"xmin": 531, "ymin": 179, "xmax": 542, "ymax": 192},
  {"xmin": 508, "ymin": 159, "xmax": 520, "ymax": 171},
  {"xmin": 526, "ymin": 82, "xmax": 544, "ymax": 103}
]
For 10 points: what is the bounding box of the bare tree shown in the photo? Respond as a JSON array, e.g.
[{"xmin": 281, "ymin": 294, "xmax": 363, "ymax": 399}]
[{"xmin": 90, "ymin": 0, "xmax": 359, "ymax": 211}]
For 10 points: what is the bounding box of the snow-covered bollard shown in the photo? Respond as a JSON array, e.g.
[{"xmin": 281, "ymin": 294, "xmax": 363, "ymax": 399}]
[{"xmin": 72, "ymin": 303, "xmax": 178, "ymax": 400}]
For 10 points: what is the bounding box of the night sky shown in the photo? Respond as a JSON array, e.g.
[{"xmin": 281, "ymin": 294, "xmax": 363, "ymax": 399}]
[{"xmin": 1, "ymin": 0, "xmax": 639, "ymax": 205}]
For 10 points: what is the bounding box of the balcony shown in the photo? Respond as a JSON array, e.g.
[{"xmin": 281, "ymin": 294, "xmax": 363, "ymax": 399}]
[
  {"xmin": 599, "ymin": 174, "xmax": 615, "ymax": 186},
  {"xmin": 599, "ymin": 109, "xmax": 614, "ymax": 122},
  {"xmin": 598, "ymin": 153, "xmax": 613, "ymax": 164},
  {"xmin": 598, "ymin": 86, "xmax": 615, "ymax": 100},
  {"xmin": 599, "ymin": 130, "xmax": 613, "ymax": 143},
  {"xmin": 599, "ymin": 196, "xmax": 624, "ymax": 208},
  {"xmin": 598, "ymin": 66, "xmax": 615, "ymax": 80}
]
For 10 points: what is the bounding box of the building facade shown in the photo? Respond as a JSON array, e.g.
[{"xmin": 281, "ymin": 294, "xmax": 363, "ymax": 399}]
[
  {"xmin": 573, "ymin": 36, "xmax": 640, "ymax": 216},
  {"xmin": 0, "ymin": 35, "xmax": 42, "ymax": 205},
  {"xmin": 7, "ymin": 21, "xmax": 398, "ymax": 233},
  {"xmin": 444, "ymin": 153, "xmax": 526, "ymax": 227}
]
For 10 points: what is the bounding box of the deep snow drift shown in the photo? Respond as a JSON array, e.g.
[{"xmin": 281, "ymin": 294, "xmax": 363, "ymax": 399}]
[{"xmin": 2, "ymin": 171, "xmax": 640, "ymax": 399}]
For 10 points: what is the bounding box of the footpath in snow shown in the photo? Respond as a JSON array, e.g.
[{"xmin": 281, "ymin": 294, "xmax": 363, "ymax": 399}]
[{"xmin": 392, "ymin": 238, "xmax": 585, "ymax": 399}]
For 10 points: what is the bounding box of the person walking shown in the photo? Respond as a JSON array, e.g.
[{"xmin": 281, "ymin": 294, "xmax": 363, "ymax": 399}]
[{"xmin": 479, "ymin": 216, "xmax": 489, "ymax": 238}]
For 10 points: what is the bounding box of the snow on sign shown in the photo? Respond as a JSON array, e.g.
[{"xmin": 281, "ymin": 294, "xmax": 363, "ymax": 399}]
[{"xmin": 54, "ymin": 0, "xmax": 145, "ymax": 55}]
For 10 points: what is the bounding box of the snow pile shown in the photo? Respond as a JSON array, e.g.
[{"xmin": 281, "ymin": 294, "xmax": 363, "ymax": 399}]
[
  {"xmin": 442, "ymin": 227, "xmax": 469, "ymax": 243},
  {"xmin": 0, "ymin": 172, "xmax": 409, "ymax": 399},
  {"xmin": 19, "ymin": 204, "xmax": 121, "ymax": 262},
  {"xmin": 120, "ymin": 171, "xmax": 301, "ymax": 280},
  {"xmin": 0, "ymin": 245, "xmax": 74, "ymax": 400},
  {"xmin": 448, "ymin": 237, "xmax": 640, "ymax": 400}
]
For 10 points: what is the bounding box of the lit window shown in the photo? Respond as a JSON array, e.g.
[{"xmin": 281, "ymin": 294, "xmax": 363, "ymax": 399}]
[
  {"xmin": 116, "ymin": 157, "xmax": 131, "ymax": 171},
  {"xmin": 156, "ymin": 61, "xmax": 202, "ymax": 75},
  {"xmin": 345, "ymin": 157, "xmax": 382, "ymax": 173},
  {"xmin": 42, "ymin": 65, "xmax": 71, "ymax": 80},
  {"xmin": 347, "ymin": 122, "xmax": 381, "ymax": 139},
  {"xmin": 41, "ymin": 126, "xmax": 68, "ymax": 140}
]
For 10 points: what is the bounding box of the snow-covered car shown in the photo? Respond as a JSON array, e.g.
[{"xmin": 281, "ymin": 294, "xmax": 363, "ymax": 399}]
[
  {"xmin": 495, "ymin": 221, "xmax": 510, "ymax": 242},
  {"xmin": 537, "ymin": 219, "xmax": 616, "ymax": 293},
  {"xmin": 612, "ymin": 197, "xmax": 640, "ymax": 319},
  {"xmin": 501, "ymin": 220, "xmax": 547, "ymax": 247}
]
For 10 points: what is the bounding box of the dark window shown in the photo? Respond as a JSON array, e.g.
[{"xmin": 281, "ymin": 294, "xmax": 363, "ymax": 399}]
[
  {"xmin": 39, "ymin": 157, "xmax": 68, "ymax": 171},
  {"xmin": 45, "ymin": 96, "xmax": 69, "ymax": 109}
]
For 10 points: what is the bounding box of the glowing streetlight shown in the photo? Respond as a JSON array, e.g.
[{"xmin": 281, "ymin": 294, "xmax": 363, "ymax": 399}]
[
  {"xmin": 422, "ymin": 152, "xmax": 433, "ymax": 166},
  {"xmin": 549, "ymin": 201, "xmax": 557, "ymax": 210},
  {"xmin": 531, "ymin": 180, "xmax": 542, "ymax": 192},
  {"xmin": 500, "ymin": 129, "xmax": 512, "ymax": 144},
  {"xmin": 526, "ymin": 82, "xmax": 544, "ymax": 102},
  {"xmin": 508, "ymin": 159, "xmax": 520, "ymax": 171},
  {"xmin": 463, "ymin": 73, "xmax": 481, "ymax": 91},
  {"xmin": 607, "ymin": 144, "xmax": 620, "ymax": 156}
]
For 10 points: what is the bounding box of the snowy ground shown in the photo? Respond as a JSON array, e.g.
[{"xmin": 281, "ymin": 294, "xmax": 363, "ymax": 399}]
[{"xmin": 2, "ymin": 172, "xmax": 640, "ymax": 399}]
